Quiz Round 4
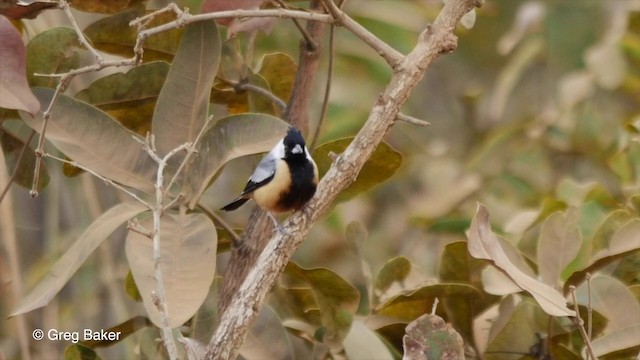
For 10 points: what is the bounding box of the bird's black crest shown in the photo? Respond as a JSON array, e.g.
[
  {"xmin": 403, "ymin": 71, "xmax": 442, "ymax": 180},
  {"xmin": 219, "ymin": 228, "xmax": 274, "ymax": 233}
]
[{"xmin": 284, "ymin": 126, "xmax": 306, "ymax": 147}]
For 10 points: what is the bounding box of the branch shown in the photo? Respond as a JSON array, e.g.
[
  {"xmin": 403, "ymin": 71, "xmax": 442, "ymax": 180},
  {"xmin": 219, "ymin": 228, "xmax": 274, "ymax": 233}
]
[
  {"xmin": 217, "ymin": 0, "xmax": 328, "ymax": 316},
  {"xmin": 321, "ymin": 0, "xmax": 404, "ymax": 68},
  {"xmin": 204, "ymin": 0, "xmax": 482, "ymax": 358}
]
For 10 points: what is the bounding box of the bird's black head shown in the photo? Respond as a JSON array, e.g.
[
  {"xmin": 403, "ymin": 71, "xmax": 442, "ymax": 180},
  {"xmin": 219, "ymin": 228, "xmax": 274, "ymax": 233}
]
[{"xmin": 283, "ymin": 127, "xmax": 307, "ymax": 159}]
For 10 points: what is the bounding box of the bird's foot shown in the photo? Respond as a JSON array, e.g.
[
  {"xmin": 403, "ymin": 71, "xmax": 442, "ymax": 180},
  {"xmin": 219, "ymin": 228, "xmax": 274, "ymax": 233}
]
[{"xmin": 267, "ymin": 212, "xmax": 290, "ymax": 235}]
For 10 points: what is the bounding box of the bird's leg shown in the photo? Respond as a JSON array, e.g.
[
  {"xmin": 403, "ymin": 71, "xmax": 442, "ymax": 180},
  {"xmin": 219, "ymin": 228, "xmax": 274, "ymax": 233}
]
[{"xmin": 267, "ymin": 212, "xmax": 290, "ymax": 235}]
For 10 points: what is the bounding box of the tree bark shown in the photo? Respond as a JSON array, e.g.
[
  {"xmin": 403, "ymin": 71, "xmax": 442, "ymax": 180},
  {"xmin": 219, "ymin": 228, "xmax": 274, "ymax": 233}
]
[{"xmin": 205, "ymin": 0, "xmax": 483, "ymax": 358}]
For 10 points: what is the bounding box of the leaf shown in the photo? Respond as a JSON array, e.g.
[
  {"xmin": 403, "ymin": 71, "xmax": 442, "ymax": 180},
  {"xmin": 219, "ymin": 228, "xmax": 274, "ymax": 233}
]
[
  {"xmin": 536, "ymin": 208, "xmax": 581, "ymax": 288},
  {"xmin": 0, "ymin": 0, "xmax": 57, "ymax": 19},
  {"xmin": 0, "ymin": 16, "xmax": 40, "ymax": 114},
  {"xmin": 0, "ymin": 128, "xmax": 49, "ymax": 190},
  {"xmin": 257, "ymin": 53, "xmax": 297, "ymax": 105},
  {"xmin": 577, "ymin": 275, "xmax": 640, "ymax": 357},
  {"xmin": 591, "ymin": 324, "xmax": 640, "ymax": 358},
  {"xmin": 343, "ymin": 320, "xmax": 394, "ymax": 360},
  {"xmin": 438, "ymin": 241, "xmax": 499, "ymax": 344},
  {"xmin": 125, "ymin": 211, "xmax": 217, "ymax": 328},
  {"xmin": 75, "ymin": 61, "xmax": 170, "ymax": 135},
  {"xmin": 84, "ymin": 9, "xmax": 185, "ymax": 62},
  {"xmin": 485, "ymin": 298, "xmax": 564, "ymax": 359},
  {"xmin": 314, "ymin": 138, "xmax": 403, "ymax": 204},
  {"xmin": 284, "ymin": 262, "xmax": 360, "ymax": 349},
  {"xmin": 26, "ymin": 27, "xmax": 83, "ymax": 88},
  {"xmin": 246, "ymin": 72, "xmax": 277, "ymax": 115},
  {"xmin": 467, "ymin": 203, "xmax": 575, "ymax": 317},
  {"xmin": 10, "ymin": 201, "xmax": 148, "ymax": 316},
  {"xmin": 124, "ymin": 270, "xmax": 142, "ymax": 302},
  {"xmin": 64, "ymin": 344, "xmax": 102, "ymax": 360},
  {"xmin": 564, "ymin": 219, "xmax": 640, "ymax": 292},
  {"xmin": 187, "ymin": 113, "xmax": 289, "ymax": 208},
  {"xmin": 374, "ymin": 256, "xmax": 411, "ymax": 302},
  {"xmin": 402, "ymin": 313, "xmax": 464, "ymax": 360},
  {"xmin": 374, "ymin": 283, "xmax": 477, "ymax": 322},
  {"xmin": 152, "ymin": 20, "xmax": 220, "ymax": 157},
  {"xmin": 82, "ymin": 316, "xmax": 152, "ymax": 348},
  {"xmin": 20, "ymin": 88, "xmax": 157, "ymax": 193},
  {"xmin": 271, "ymin": 284, "xmax": 322, "ymax": 329},
  {"xmin": 239, "ymin": 305, "xmax": 294, "ymax": 360},
  {"xmin": 67, "ymin": 0, "xmax": 143, "ymax": 14}
]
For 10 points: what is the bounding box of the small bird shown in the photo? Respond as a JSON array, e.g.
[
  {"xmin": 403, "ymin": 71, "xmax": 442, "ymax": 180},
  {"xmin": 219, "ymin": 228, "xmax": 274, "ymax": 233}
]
[{"xmin": 220, "ymin": 126, "xmax": 319, "ymax": 229}]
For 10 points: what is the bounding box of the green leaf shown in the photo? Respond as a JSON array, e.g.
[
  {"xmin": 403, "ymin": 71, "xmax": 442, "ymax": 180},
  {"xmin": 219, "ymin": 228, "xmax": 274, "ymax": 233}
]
[
  {"xmin": 438, "ymin": 241, "xmax": 498, "ymax": 344},
  {"xmin": 75, "ymin": 61, "xmax": 170, "ymax": 135},
  {"xmin": 187, "ymin": 113, "xmax": 289, "ymax": 208},
  {"xmin": 20, "ymin": 88, "xmax": 157, "ymax": 193},
  {"xmin": 64, "ymin": 344, "xmax": 102, "ymax": 360},
  {"xmin": 11, "ymin": 202, "xmax": 148, "ymax": 316},
  {"xmin": 152, "ymin": 20, "xmax": 220, "ymax": 156},
  {"xmin": 374, "ymin": 256, "xmax": 411, "ymax": 302},
  {"xmin": 124, "ymin": 270, "xmax": 142, "ymax": 302},
  {"xmin": 25, "ymin": 27, "xmax": 82, "ymax": 88},
  {"xmin": 246, "ymin": 72, "xmax": 278, "ymax": 115},
  {"xmin": 125, "ymin": 211, "xmax": 217, "ymax": 328},
  {"xmin": 284, "ymin": 262, "xmax": 360, "ymax": 349},
  {"xmin": 257, "ymin": 52, "xmax": 297, "ymax": 106},
  {"xmin": 374, "ymin": 283, "xmax": 477, "ymax": 322},
  {"xmin": 314, "ymin": 138, "xmax": 403, "ymax": 204},
  {"xmin": 485, "ymin": 298, "xmax": 564, "ymax": 359},
  {"xmin": 271, "ymin": 285, "xmax": 322, "ymax": 328},
  {"xmin": 84, "ymin": 9, "xmax": 185, "ymax": 62},
  {"xmin": 0, "ymin": 128, "xmax": 49, "ymax": 190}
]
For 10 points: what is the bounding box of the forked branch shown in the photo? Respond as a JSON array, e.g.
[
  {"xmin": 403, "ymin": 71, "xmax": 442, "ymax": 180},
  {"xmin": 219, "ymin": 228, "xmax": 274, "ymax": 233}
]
[{"xmin": 204, "ymin": 0, "xmax": 482, "ymax": 359}]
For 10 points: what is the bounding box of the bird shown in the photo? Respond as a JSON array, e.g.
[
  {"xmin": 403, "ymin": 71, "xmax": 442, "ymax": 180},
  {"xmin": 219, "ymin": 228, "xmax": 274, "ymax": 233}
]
[{"xmin": 220, "ymin": 126, "xmax": 318, "ymax": 230}]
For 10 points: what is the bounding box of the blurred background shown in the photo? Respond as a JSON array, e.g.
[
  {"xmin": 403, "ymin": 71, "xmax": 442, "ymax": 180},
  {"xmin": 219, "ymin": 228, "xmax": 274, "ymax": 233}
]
[{"xmin": 2, "ymin": 0, "xmax": 639, "ymax": 358}]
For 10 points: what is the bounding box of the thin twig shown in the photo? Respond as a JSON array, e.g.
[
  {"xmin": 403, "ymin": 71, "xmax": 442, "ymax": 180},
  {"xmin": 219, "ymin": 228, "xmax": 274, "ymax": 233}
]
[
  {"xmin": 397, "ymin": 113, "xmax": 431, "ymax": 127},
  {"xmin": 587, "ymin": 273, "xmax": 593, "ymax": 356},
  {"xmin": 205, "ymin": 0, "xmax": 482, "ymax": 357},
  {"xmin": 127, "ymin": 218, "xmax": 153, "ymax": 238},
  {"xmin": 31, "ymin": 75, "xmax": 70, "ymax": 197},
  {"xmin": 43, "ymin": 153, "xmax": 151, "ymax": 208},
  {"xmin": 274, "ymin": 0, "xmax": 319, "ymax": 50},
  {"xmin": 135, "ymin": 8, "xmax": 333, "ymax": 42},
  {"xmin": 0, "ymin": 129, "xmax": 35, "ymax": 206},
  {"xmin": 197, "ymin": 203, "xmax": 241, "ymax": 247},
  {"xmin": 163, "ymin": 115, "xmax": 213, "ymax": 197},
  {"xmin": 569, "ymin": 286, "xmax": 598, "ymax": 360},
  {"xmin": 310, "ymin": 22, "xmax": 335, "ymax": 149},
  {"xmin": 235, "ymin": 82, "xmax": 287, "ymax": 112},
  {"xmin": 321, "ymin": 0, "xmax": 404, "ymax": 68},
  {"xmin": 141, "ymin": 139, "xmax": 194, "ymax": 360},
  {"xmin": 60, "ymin": 0, "xmax": 103, "ymax": 62}
]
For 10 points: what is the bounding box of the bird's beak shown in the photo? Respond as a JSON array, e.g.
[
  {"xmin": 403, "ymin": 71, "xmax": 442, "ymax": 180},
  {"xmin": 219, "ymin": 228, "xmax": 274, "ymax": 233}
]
[{"xmin": 292, "ymin": 144, "xmax": 303, "ymax": 154}]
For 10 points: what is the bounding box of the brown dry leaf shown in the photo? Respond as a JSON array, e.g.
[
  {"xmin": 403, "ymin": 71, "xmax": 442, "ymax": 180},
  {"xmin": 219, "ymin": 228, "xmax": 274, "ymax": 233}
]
[
  {"xmin": 467, "ymin": 203, "xmax": 575, "ymax": 317},
  {"xmin": 0, "ymin": 0, "xmax": 57, "ymax": 19},
  {"xmin": 0, "ymin": 16, "xmax": 39, "ymax": 114}
]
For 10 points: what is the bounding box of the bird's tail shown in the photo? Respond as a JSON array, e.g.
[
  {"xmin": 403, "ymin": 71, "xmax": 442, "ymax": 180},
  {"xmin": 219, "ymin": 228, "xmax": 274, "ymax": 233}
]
[{"xmin": 220, "ymin": 197, "xmax": 250, "ymax": 211}]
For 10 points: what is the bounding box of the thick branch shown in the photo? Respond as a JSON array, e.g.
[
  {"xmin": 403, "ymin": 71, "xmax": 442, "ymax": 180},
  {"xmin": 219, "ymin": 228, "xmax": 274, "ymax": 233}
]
[
  {"xmin": 217, "ymin": 0, "xmax": 327, "ymax": 317},
  {"xmin": 204, "ymin": 0, "xmax": 482, "ymax": 359}
]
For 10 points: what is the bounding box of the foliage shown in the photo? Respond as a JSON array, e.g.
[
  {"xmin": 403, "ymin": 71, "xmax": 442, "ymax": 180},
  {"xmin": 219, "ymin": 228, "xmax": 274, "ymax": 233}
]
[{"xmin": 1, "ymin": 0, "xmax": 640, "ymax": 360}]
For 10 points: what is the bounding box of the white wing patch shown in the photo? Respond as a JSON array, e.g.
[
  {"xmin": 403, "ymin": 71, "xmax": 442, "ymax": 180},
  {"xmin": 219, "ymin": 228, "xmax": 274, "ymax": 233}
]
[{"xmin": 249, "ymin": 139, "xmax": 285, "ymax": 184}]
